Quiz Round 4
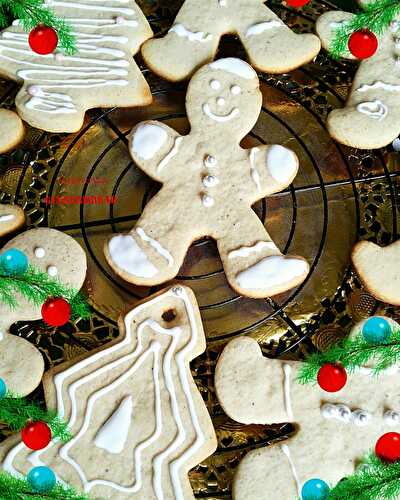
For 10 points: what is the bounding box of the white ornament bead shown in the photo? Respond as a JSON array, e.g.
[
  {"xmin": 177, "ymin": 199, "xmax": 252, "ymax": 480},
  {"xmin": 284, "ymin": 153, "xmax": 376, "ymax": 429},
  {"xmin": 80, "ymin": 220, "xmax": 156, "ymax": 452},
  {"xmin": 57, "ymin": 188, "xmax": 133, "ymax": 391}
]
[
  {"xmin": 34, "ymin": 247, "xmax": 45, "ymax": 259},
  {"xmin": 217, "ymin": 97, "xmax": 225, "ymax": 107},
  {"xmin": 202, "ymin": 175, "xmax": 219, "ymax": 188},
  {"xmin": 210, "ymin": 79, "xmax": 221, "ymax": 90},
  {"xmin": 320, "ymin": 403, "xmax": 336, "ymax": 419},
  {"xmin": 351, "ymin": 409, "xmax": 371, "ymax": 427},
  {"xmin": 204, "ymin": 155, "xmax": 217, "ymax": 168},
  {"xmin": 47, "ymin": 265, "xmax": 58, "ymax": 277},
  {"xmin": 336, "ymin": 404, "xmax": 352, "ymax": 423},
  {"xmin": 383, "ymin": 410, "xmax": 400, "ymax": 426},
  {"xmin": 393, "ymin": 137, "xmax": 400, "ymax": 151},
  {"xmin": 28, "ymin": 85, "xmax": 40, "ymax": 96},
  {"xmin": 231, "ymin": 85, "xmax": 241, "ymax": 95},
  {"xmin": 201, "ymin": 194, "xmax": 215, "ymax": 207}
]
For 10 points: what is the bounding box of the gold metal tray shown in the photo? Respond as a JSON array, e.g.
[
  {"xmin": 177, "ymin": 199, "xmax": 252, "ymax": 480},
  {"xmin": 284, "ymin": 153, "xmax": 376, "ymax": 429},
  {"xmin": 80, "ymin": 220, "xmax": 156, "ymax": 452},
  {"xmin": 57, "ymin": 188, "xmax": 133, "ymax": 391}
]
[{"xmin": 0, "ymin": 0, "xmax": 399, "ymax": 497}]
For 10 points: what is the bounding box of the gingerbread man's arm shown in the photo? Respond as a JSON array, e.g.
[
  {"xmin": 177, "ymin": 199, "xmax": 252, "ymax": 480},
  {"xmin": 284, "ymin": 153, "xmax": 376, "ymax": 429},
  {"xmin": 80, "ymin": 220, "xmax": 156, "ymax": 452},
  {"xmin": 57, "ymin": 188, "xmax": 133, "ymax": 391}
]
[
  {"xmin": 129, "ymin": 121, "xmax": 183, "ymax": 183},
  {"xmin": 316, "ymin": 11, "xmax": 356, "ymax": 60},
  {"xmin": 246, "ymin": 144, "xmax": 298, "ymax": 202}
]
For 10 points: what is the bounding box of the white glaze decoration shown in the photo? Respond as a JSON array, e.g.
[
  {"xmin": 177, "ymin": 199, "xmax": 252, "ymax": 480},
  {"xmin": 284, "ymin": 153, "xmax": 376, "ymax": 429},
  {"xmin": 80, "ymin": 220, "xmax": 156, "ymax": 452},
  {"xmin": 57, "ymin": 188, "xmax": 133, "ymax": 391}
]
[
  {"xmin": 228, "ymin": 241, "xmax": 276, "ymax": 259},
  {"xmin": 0, "ymin": 214, "xmax": 15, "ymax": 222},
  {"xmin": 202, "ymin": 103, "xmax": 239, "ymax": 122},
  {"xmin": 266, "ymin": 145, "xmax": 297, "ymax": 184},
  {"xmin": 136, "ymin": 227, "xmax": 174, "ymax": 266},
  {"xmin": 94, "ymin": 396, "xmax": 133, "ymax": 454},
  {"xmin": 108, "ymin": 234, "xmax": 158, "ymax": 278},
  {"xmin": 245, "ymin": 20, "xmax": 283, "ymax": 37},
  {"xmin": 132, "ymin": 124, "xmax": 168, "ymax": 161},
  {"xmin": 157, "ymin": 136, "xmax": 183, "ymax": 173},
  {"xmin": 356, "ymin": 100, "xmax": 388, "ymax": 121},
  {"xmin": 169, "ymin": 24, "xmax": 213, "ymax": 43},
  {"xmin": 209, "ymin": 58, "xmax": 257, "ymax": 79}
]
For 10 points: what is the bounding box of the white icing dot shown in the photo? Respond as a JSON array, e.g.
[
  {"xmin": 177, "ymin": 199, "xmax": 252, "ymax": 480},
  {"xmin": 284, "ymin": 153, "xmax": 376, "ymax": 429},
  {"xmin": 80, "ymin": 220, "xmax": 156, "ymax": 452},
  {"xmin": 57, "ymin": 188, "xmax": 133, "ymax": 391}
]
[
  {"xmin": 351, "ymin": 409, "xmax": 371, "ymax": 427},
  {"xmin": 202, "ymin": 174, "xmax": 219, "ymax": 188},
  {"xmin": 34, "ymin": 247, "xmax": 45, "ymax": 259},
  {"xmin": 231, "ymin": 85, "xmax": 241, "ymax": 95},
  {"xmin": 217, "ymin": 97, "xmax": 225, "ymax": 107},
  {"xmin": 116, "ymin": 16, "xmax": 125, "ymax": 24},
  {"xmin": 204, "ymin": 155, "xmax": 217, "ymax": 168},
  {"xmin": 384, "ymin": 410, "xmax": 400, "ymax": 426},
  {"xmin": 28, "ymin": 85, "xmax": 40, "ymax": 96},
  {"xmin": 201, "ymin": 194, "xmax": 214, "ymax": 207},
  {"xmin": 391, "ymin": 20, "xmax": 399, "ymax": 32},
  {"xmin": 210, "ymin": 79, "xmax": 221, "ymax": 90},
  {"xmin": 320, "ymin": 403, "xmax": 336, "ymax": 418},
  {"xmin": 172, "ymin": 286, "xmax": 183, "ymax": 295},
  {"xmin": 393, "ymin": 137, "xmax": 400, "ymax": 151},
  {"xmin": 47, "ymin": 265, "xmax": 58, "ymax": 277}
]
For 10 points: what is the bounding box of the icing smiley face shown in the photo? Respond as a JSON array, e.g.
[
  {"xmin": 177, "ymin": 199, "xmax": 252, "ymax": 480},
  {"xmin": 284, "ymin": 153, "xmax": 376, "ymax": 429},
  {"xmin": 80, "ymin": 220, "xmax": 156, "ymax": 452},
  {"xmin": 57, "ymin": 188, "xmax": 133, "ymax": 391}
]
[{"xmin": 186, "ymin": 58, "xmax": 262, "ymax": 136}]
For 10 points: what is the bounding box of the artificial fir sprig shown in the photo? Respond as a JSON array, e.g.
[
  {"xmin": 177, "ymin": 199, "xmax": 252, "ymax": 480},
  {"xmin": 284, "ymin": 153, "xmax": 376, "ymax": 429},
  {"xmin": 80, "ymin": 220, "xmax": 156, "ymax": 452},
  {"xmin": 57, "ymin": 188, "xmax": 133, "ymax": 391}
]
[
  {"xmin": 0, "ymin": 0, "xmax": 76, "ymax": 54},
  {"xmin": 297, "ymin": 326, "xmax": 400, "ymax": 385},
  {"xmin": 330, "ymin": 0, "xmax": 400, "ymax": 58},
  {"xmin": 0, "ymin": 392, "xmax": 71, "ymax": 442},
  {"xmin": 0, "ymin": 263, "xmax": 90, "ymax": 320},
  {"xmin": 328, "ymin": 453, "xmax": 400, "ymax": 500},
  {"xmin": 0, "ymin": 471, "xmax": 89, "ymax": 499}
]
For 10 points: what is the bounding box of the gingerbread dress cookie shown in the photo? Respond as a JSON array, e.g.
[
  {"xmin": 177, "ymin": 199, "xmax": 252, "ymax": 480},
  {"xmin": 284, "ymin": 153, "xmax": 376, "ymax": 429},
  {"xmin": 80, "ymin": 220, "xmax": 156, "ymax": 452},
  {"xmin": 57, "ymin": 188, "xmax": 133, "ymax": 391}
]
[
  {"xmin": 317, "ymin": 1, "xmax": 400, "ymax": 149},
  {"xmin": 105, "ymin": 58, "xmax": 310, "ymax": 299},
  {"xmin": 0, "ymin": 0, "xmax": 153, "ymax": 133},
  {"xmin": 0, "ymin": 286, "xmax": 217, "ymax": 500},
  {"xmin": 142, "ymin": 0, "xmax": 321, "ymax": 81}
]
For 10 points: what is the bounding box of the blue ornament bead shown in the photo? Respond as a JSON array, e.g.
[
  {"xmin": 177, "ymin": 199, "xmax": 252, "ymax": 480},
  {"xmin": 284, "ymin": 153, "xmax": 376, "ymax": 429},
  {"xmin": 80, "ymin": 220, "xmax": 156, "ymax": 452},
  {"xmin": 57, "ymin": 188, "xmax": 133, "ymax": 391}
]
[
  {"xmin": 0, "ymin": 248, "xmax": 28, "ymax": 275},
  {"xmin": 301, "ymin": 478, "xmax": 330, "ymax": 500},
  {"xmin": 362, "ymin": 316, "xmax": 392, "ymax": 344},
  {"xmin": 0, "ymin": 378, "xmax": 6, "ymax": 399},
  {"xmin": 27, "ymin": 466, "xmax": 56, "ymax": 493}
]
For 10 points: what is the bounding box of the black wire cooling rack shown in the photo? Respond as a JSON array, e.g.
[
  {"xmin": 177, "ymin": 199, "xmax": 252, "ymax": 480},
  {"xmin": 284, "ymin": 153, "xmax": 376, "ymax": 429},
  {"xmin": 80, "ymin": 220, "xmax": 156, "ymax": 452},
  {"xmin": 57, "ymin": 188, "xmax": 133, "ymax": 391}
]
[{"xmin": 0, "ymin": 0, "xmax": 399, "ymax": 497}]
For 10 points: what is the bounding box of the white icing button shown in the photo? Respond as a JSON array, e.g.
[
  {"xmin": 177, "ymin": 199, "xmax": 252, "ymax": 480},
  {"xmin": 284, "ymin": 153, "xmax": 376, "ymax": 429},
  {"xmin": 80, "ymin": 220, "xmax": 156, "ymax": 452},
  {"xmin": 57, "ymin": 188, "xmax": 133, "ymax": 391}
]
[
  {"xmin": 231, "ymin": 85, "xmax": 241, "ymax": 95},
  {"xmin": 34, "ymin": 247, "xmax": 45, "ymax": 259},
  {"xmin": 210, "ymin": 79, "xmax": 221, "ymax": 90},
  {"xmin": 217, "ymin": 97, "xmax": 225, "ymax": 107},
  {"xmin": 47, "ymin": 265, "xmax": 58, "ymax": 277},
  {"xmin": 116, "ymin": 16, "xmax": 125, "ymax": 24},
  {"xmin": 201, "ymin": 194, "xmax": 215, "ymax": 207},
  {"xmin": 383, "ymin": 410, "xmax": 400, "ymax": 426},
  {"xmin": 202, "ymin": 174, "xmax": 219, "ymax": 188},
  {"xmin": 204, "ymin": 155, "xmax": 217, "ymax": 168},
  {"xmin": 393, "ymin": 137, "xmax": 400, "ymax": 151},
  {"xmin": 351, "ymin": 409, "xmax": 371, "ymax": 427},
  {"xmin": 28, "ymin": 85, "xmax": 40, "ymax": 96},
  {"xmin": 320, "ymin": 403, "xmax": 336, "ymax": 418}
]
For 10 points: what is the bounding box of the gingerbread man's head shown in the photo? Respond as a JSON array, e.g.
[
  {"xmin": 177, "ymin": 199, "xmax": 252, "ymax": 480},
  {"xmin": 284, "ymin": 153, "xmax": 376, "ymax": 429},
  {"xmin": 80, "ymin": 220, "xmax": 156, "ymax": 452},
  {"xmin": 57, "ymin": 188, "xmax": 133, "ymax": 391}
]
[{"xmin": 186, "ymin": 58, "xmax": 262, "ymax": 139}]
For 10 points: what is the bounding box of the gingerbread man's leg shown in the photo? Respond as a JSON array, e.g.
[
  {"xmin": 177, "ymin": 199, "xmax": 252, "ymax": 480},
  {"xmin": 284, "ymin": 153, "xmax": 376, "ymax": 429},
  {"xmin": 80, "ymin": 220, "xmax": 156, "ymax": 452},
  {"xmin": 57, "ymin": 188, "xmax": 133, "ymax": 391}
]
[
  {"xmin": 106, "ymin": 190, "xmax": 200, "ymax": 286},
  {"xmin": 141, "ymin": 0, "xmax": 222, "ymax": 81},
  {"xmin": 235, "ymin": 3, "xmax": 320, "ymax": 73},
  {"xmin": 217, "ymin": 209, "xmax": 309, "ymax": 299}
]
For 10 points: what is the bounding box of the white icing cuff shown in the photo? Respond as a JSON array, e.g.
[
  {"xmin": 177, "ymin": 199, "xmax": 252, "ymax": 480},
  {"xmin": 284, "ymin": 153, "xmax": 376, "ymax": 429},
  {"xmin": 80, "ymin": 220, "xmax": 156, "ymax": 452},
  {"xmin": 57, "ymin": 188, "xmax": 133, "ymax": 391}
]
[
  {"xmin": 266, "ymin": 145, "xmax": 298, "ymax": 184},
  {"xmin": 131, "ymin": 124, "xmax": 168, "ymax": 161},
  {"xmin": 108, "ymin": 234, "xmax": 158, "ymax": 278}
]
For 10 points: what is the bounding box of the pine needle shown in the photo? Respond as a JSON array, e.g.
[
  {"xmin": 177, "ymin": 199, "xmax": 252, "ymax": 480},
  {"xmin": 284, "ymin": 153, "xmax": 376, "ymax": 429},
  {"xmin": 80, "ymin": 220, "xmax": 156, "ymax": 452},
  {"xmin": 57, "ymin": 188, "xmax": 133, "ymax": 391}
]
[
  {"xmin": 0, "ymin": 392, "xmax": 71, "ymax": 442},
  {"xmin": 329, "ymin": 454, "xmax": 400, "ymax": 500},
  {"xmin": 0, "ymin": 263, "xmax": 91, "ymax": 321},
  {"xmin": 297, "ymin": 326, "xmax": 400, "ymax": 385},
  {"xmin": 0, "ymin": 0, "xmax": 76, "ymax": 54},
  {"xmin": 330, "ymin": 0, "xmax": 400, "ymax": 59},
  {"xmin": 0, "ymin": 471, "xmax": 89, "ymax": 499}
]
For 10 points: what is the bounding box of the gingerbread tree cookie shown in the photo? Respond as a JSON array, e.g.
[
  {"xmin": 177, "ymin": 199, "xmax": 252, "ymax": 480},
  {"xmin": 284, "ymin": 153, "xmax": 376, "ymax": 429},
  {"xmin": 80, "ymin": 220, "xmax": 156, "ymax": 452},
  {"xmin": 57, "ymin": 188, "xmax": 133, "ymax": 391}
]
[
  {"xmin": 0, "ymin": 218, "xmax": 87, "ymax": 396},
  {"xmin": 222, "ymin": 322, "xmax": 400, "ymax": 499},
  {"xmin": 104, "ymin": 58, "xmax": 310, "ymax": 299},
  {"xmin": 142, "ymin": 0, "xmax": 321, "ymax": 81},
  {"xmin": 316, "ymin": 1, "xmax": 400, "ymax": 149},
  {"xmin": 0, "ymin": 0, "xmax": 153, "ymax": 133},
  {"xmin": 0, "ymin": 286, "xmax": 217, "ymax": 500}
]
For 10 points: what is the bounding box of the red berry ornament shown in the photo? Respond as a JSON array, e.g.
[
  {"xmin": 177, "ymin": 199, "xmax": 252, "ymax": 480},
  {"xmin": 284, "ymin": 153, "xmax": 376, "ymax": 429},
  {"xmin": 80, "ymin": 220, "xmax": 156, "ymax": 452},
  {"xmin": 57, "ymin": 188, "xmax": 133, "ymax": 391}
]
[
  {"xmin": 317, "ymin": 363, "xmax": 347, "ymax": 392},
  {"xmin": 286, "ymin": 0, "xmax": 311, "ymax": 7},
  {"xmin": 376, "ymin": 433, "xmax": 400, "ymax": 463},
  {"xmin": 29, "ymin": 25, "xmax": 58, "ymax": 55},
  {"xmin": 22, "ymin": 421, "xmax": 52, "ymax": 450},
  {"xmin": 348, "ymin": 30, "xmax": 378, "ymax": 59},
  {"xmin": 41, "ymin": 297, "xmax": 71, "ymax": 327}
]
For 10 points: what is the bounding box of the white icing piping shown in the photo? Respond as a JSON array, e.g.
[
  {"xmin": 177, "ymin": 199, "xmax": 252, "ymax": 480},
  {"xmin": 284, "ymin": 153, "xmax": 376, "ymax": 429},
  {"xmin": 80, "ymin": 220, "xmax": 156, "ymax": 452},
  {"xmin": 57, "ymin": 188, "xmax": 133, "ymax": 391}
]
[
  {"xmin": 357, "ymin": 100, "xmax": 387, "ymax": 121},
  {"xmin": 0, "ymin": 214, "xmax": 14, "ymax": 222},
  {"xmin": 228, "ymin": 241, "xmax": 275, "ymax": 259},
  {"xmin": 3, "ymin": 288, "xmax": 205, "ymax": 499},
  {"xmin": 283, "ymin": 364, "xmax": 293, "ymax": 421},
  {"xmin": 281, "ymin": 444, "xmax": 301, "ymax": 497},
  {"xmin": 157, "ymin": 136, "xmax": 183, "ymax": 172},
  {"xmin": 245, "ymin": 20, "xmax": 282, "ymax": 37},
  {"xmin": 169, "ymin": 24, "xmax": 213, "ymax": 43},
  {"xmin": 136, "ymin": 227, "xmax": 174, "ymax": 267},
  {"xmin": 249, "ymin": 147, "xmax": 261, "ymax": 191},
  {"xmin": 202, "ymin": 103, "xmax": 239, "ymax": 122},
  {"xmin": 357, "ymin": 81, "xmax": 400, "ymax": 93},
  {"xmin": 321, "ymin": 403, "xmax": 372, "ymax": 426}
]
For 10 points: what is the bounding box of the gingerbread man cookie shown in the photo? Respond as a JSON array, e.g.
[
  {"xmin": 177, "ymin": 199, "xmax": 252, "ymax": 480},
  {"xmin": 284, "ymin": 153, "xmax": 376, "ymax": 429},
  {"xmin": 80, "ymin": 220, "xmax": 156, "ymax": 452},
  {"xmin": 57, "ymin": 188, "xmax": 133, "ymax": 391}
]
[
  {"xmin": 105, "ymin": 58, "xmax": 309, "ymax": 299},
  {"xmin": 316, "ymin": 2, "xmax": 400, "ymax": 149},
  {"xmin": 142, "ymin": 0, "xmax": 320, "ymax": 81},
  {"xmin": 0, "ymin": 0, "xmax": 153, "ymax": 133},
  {"xmin": 352, "ymin": 240, "xmax": 400, "ymax": 306},
  {"xmin": 0, "ymin": 286, "xmax": 217, "ymax": 500},
  {"xmin": 0, "ymin": 225, "xmax": 87, "ymax": 396},
  {"xmin": 228, "ymin": 324, "xmax": 400, "ymax": 499}
]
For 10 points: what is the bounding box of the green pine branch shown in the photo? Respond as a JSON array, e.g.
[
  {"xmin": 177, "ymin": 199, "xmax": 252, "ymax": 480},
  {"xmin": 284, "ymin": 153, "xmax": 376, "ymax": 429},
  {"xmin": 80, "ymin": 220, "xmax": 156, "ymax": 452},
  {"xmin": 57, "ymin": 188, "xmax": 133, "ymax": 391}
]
[
  {"xmin": 0, "ymin": 0, "xmax": 76, "ymax": 54},
  {"xmin": 297, "ymin": 326, "xmax": 400, "ymax": 385},
  {"xmin": 329, "ymin": 454, "xmax": 400, "ymax": 500},
  {"xmin": 330, "ymin": 0, "xmax": 400, "ymax": 59},
  {"xmin": 0, "ymin": 263, "xmax": 90, "ymax": 321},
  {"xmin": 0, "ymin": 392, "xmax": 71, "ymax": 442},
  {"xmin": 0, "ymin": 471, "xmax": 89, "ymax": 499}
]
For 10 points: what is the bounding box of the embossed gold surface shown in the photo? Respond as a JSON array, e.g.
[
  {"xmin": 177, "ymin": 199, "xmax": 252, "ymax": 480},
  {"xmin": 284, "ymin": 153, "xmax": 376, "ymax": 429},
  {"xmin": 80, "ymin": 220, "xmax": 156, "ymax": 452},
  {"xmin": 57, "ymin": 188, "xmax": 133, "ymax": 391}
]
[{"xmin": 0, "ymin": 1, "xmax": 399, "ymax": 498}]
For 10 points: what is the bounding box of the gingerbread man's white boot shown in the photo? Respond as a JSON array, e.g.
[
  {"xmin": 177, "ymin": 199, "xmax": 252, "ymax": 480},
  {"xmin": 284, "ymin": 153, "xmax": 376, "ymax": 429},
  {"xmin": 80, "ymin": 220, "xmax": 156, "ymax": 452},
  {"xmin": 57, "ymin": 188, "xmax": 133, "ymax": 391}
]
[
  {"xmin": 142, "ymin": 0, "xmax": 320, "ymax": 82},
  {"xmin": 105, "ymin": 58, "xmax": 309, "ymax": 298},
  {"xmin": 317, "ymin": 5, "xmax": 400, "ymax": 149}
]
